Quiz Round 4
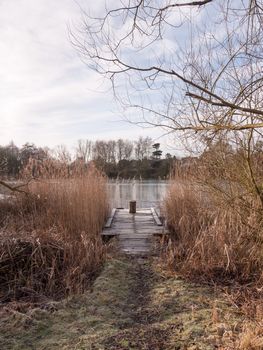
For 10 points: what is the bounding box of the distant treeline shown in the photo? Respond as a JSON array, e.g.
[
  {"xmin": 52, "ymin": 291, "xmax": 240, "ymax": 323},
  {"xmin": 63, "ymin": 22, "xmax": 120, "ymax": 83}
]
[
  {"xmin": 0, "ymin": 137, "xmax": 179, "ymax": 179},
  {"xmin": 1, "ymin": 137, "xmax": 262, "ymax": 180}
]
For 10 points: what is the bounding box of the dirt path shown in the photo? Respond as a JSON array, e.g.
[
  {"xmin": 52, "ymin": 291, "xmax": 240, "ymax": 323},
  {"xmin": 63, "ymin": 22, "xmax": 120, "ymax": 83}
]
[
  {"xmin": 0, "ymin": 256, "xmax": 254, "ymax": 349},
  {"xmin": 103, "ymin": 258, "xmax": 173, "ymax": 349}
]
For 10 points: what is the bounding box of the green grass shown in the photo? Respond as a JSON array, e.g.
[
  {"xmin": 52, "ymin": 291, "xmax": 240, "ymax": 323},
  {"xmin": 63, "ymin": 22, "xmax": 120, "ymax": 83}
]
[{"xmin": 0, "ymin": 255, "xmax": 257, "ymax": 349}]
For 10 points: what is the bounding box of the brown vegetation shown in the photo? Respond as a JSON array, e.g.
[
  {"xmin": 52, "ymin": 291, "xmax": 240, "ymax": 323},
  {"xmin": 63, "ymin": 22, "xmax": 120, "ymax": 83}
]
[
  {"xmin": 0, "ymin": 161, "xmax": 109, "ymax": 302},
  {"xmin": 164, "ymin": 141, "xmax": 263, "ymax": 321},
  {"xmin": 165, "ymin": 180, "xmax": 263, "ymax": 283},
  {"xmin": 1, "ymin": 257, "xmax": 256, "ymax": 350}
]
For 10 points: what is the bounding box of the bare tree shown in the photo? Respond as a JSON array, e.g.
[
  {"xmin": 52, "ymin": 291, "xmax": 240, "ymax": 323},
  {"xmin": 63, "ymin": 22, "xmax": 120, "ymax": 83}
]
[
  {"xmin": 117, "ymin": 139, "xmax": 134, "ymax": 161},
  {"xmin": 93, "ymin": 140, "xmax": 108, "ymax": 163},
  {"xmin": 116, "ymin": 139, "xmax": 125, "ymax": 162},
  {"xmin": 73, "ymin": 0, "xmax": 263, "ymax": 136},
  {"xmin": 54, "ymin": 145, "xmax": 72, "ymax": 164},
  {"xmin": 75, "ymin": 139, "xmax": 93, "ymax": 162},
  {"xmin": 134, "ymin": 136, "xmax": 152, "ymax": 160},
  {"xmin": 72, "ymin": 0, "xmax": 263, "ymax": 209},
  {"xmin": 107, "ymin": 140, "xmax": 117, "ymax": 163},
  {"xmin": 123, "ymin": 140, "xmax": 134, "ymax": 160}
]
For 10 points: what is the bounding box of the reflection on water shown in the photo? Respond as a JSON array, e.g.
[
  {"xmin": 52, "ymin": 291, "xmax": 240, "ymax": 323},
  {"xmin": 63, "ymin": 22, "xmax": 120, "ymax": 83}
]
[{"xmin": 108, "ymin": 180, "xmax": 169, "ymax": 209}]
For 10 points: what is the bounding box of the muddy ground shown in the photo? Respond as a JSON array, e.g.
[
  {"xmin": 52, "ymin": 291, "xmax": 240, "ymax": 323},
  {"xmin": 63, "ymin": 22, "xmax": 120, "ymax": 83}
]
[{"xmin": 0, "ymin": 256, "xmax": 262, "ymax": 349}]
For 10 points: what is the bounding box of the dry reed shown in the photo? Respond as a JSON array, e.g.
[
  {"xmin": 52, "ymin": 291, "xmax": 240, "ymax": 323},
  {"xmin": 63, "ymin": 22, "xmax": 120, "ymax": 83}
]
[
  {"xmin": 164, "ymin": 148, "xmax": 263, "ymax": 325},
  {"xmin": 0, "ymin": 160, "xmax": 109, "ymax": 302},
  {"xmin": 165, "ymin": 180, "xmax": 263, "ymax": 283},
  {"xmin": 164, "ymin": 182, "xmax": 263, "ymax": 350}
]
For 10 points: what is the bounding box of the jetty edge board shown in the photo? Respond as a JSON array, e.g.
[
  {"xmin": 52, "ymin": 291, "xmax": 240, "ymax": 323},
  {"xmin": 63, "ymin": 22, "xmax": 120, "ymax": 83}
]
[
  {"xmin": 150, "ymin": 207, "xmax": 163, "ymax": 226},
  {"xmin": 104, "ymin": 208, "xmax": 117, "ymax": 228}
]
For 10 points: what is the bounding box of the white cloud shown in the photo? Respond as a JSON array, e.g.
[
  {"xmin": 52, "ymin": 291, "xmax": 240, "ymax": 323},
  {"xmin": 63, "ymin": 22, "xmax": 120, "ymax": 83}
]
[
  {"xmin": 0, "ymin": 0, "xmax": 122, "ymax": 148},
  {"xmin": 0, "ymin": 0, "xmax": 187, "ymax": 156}
]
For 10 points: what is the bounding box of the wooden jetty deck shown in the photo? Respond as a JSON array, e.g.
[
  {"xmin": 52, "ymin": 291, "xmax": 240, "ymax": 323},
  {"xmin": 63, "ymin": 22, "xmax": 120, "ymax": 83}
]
[{"xmin": 102, "ymin": 208, "xmax": 166, "ymax": 255}]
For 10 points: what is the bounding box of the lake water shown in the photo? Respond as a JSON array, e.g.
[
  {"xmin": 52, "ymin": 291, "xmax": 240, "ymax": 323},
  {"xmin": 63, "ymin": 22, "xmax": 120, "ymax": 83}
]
[{"xmin": 108, "ymin": 180, "xmax": 169, "ymax": 209}]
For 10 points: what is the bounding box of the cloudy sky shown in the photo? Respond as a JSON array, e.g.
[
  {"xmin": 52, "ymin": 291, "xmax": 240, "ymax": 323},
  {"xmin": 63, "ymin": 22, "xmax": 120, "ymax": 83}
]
[{"xmin": 0, "ymin": 0, "xmax": 171, "ymax": 151}]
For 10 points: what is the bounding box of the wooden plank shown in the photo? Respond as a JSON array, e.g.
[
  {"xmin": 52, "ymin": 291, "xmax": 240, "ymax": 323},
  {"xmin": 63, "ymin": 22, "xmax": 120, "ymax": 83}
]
[
  {"xmin": 121, "ymin": 248, "xmax": 152, "ymax": 255},
  {"xmin": 118, "ymin": 235, "xmax": 152, "ymax": 239},
  {"xmin": 121, "ymin": 247, "xmax": 150, "ymax": 252},
  {"xmin": 153, "ymin": 228, "xmax": 168, "ymax": 236},
  {"xmin": 119, "ymin": 235, "xmax": 152, "ymax": 240},
  {"xmin": 134, "ymin": 221, "xmax": 153, "ymax": 225},
  {"xmin": 111, "ymin": 224, "xmax": 134, "ymax": 228},
  {"xmin": 119, "ymin": 243, "xmax": 151, "ymax": 249},
  {"xmin": 151, "ymin": 207, "xmax": 163, "ymax": 226},
  {"xmin": 104, "ymin": 208, "xmax": 117, "ymax": 228},
  {"xmin": 101, "ymin": 231, "xmax": 119, "ymax": 236},
  {"xmin": 135, "ymin": 217, "xmax": 154, "ymax": 220},
  {"xmin": 101, "ymin": 206, "xmax": 168, "ymax": 255},
  {"xmin": 133, "ymin": 230, "xmax": 159, "ymax": 234}
]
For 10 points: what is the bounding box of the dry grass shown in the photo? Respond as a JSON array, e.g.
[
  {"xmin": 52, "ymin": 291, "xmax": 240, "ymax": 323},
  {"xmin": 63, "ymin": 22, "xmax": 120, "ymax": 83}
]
[
  {"xmin": 0, "ymin": 161, "xmax": 109, "ymax": 302},
  {"xmin": 1, "ymin": 256, "xmax": 261, "ymax": 349},
  {"xmin": 237, "ymin": 323, "xmax": 263, "ymax": 350},
  {"xmin": 164, "ymin": 168, "xmax": 263, "ymax": 345},
  {"xmin": 164, "ymin": 163, "xmax": 263, "ymax": 333},
  {"xmin": 165, "ymin": 180, "xmax": 263, "ymax": 284}
]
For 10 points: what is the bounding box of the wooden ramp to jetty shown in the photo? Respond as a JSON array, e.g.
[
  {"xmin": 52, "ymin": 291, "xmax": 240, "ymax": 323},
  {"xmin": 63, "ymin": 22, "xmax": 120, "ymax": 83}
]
[{"xmin": 102, "ymin": 208, "xmax": 166, "ymax": 256}]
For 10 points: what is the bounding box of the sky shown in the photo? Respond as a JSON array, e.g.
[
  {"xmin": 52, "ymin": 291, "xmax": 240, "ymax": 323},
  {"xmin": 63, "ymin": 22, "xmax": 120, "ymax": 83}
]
[{"xmin": 0, "ymin": 0, "xmax": 172, "ymax": 152}]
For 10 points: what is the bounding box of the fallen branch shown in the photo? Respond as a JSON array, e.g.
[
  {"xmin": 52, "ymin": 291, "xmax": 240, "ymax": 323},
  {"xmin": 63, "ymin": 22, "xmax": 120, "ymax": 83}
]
[{"xmin": 0, "ymin": 179, "xmax": 33, "ymax": 195}]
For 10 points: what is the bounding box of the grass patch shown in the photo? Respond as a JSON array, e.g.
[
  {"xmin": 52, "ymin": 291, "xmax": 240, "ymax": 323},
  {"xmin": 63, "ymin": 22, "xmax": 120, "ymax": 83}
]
[{"xmin": 1, "ymin": 255, "xmax": 261, "ymax": 349}]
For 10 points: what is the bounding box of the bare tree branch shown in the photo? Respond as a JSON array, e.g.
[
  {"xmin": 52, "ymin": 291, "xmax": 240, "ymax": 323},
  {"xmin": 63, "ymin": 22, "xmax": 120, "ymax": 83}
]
[
  {"xmin": 0, "ymin": 179, "xmax": 32, "ymax": 195},
  {"xmin": 72, "ymin": 0, "xmax": 263, "ymax": 135}
]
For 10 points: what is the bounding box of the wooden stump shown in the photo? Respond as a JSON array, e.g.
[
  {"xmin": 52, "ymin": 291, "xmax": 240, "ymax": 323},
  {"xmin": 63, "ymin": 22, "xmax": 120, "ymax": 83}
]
[{"xmin": 129, "ymin": 200, "xmax": 136, "ymax": 213}]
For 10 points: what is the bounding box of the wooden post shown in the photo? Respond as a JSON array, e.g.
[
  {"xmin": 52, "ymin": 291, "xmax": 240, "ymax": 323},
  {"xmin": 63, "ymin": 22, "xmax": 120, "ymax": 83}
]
[{"xmin": 129, "ymin": 200, "xmax": 136, "ymax": 213}]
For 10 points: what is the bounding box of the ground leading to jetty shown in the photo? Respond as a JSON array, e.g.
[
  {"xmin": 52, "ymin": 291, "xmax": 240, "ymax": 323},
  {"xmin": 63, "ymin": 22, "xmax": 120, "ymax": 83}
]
[{"xmin": 0, "ymin": 254, "xmax": 254, "ymax": 350}]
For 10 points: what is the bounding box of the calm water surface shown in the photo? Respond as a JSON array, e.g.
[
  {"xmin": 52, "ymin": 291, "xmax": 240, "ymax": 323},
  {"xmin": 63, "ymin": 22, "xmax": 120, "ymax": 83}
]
[{"xmin": 108, "ymin": 180, "xmax": 169, "ymax": 209}]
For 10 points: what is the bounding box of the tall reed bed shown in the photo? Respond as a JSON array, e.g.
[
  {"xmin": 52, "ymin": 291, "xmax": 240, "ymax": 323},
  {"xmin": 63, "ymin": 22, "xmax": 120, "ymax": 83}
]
[
  {"xmin": 0, "ymin": 161, "xmax": 109, "ymax": 301},
  {"xmin": 164, "ymin": 171, "xmax": 263, "ymax": 286},
  {"xmin": 164, "ymin": 172, "xmax": 263, "ymax": 346}
]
